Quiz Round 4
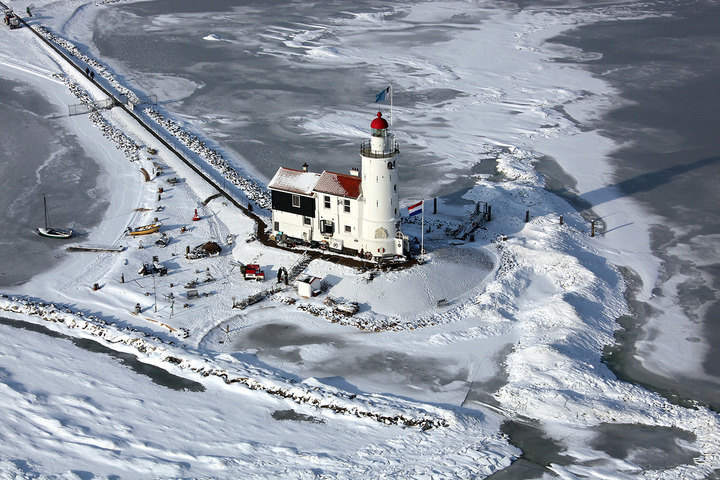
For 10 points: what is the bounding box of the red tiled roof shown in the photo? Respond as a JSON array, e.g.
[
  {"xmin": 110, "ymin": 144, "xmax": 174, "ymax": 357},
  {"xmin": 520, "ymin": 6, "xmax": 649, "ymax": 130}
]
[
  {"xmin": 268, "ymin": 167, "xmax": 320, "ymax": 195},
  {"xmin": 314, "ymin": 171, "xmax": 362, "ymax": 199}
]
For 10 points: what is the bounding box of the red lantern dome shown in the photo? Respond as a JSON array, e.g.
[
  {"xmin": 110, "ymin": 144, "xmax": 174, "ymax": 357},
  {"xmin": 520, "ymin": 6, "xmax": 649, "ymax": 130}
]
[{"xmin": 370, "ymin": 112, "xmax": 389, "ymax": 130}]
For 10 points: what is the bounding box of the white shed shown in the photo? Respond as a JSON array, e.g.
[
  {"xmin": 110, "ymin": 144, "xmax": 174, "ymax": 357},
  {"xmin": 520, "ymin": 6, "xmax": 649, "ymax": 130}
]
[{"xmin": 297, "ymin": 275, "xmax": 322, "ymax": 298}]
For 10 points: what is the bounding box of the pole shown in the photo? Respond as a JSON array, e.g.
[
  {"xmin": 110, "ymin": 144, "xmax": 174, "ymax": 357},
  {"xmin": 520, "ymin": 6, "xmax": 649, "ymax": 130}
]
[
  {"xmin": 420, "ymin": 200, "xmax": 424, "ymax": 264},
  {"xmin": 390, "ymin": 83, "xmax": 393, "ymax": 129},
  {"xmin": 43, "ymin": 194, "xmax": 48, "ymax": 229}
]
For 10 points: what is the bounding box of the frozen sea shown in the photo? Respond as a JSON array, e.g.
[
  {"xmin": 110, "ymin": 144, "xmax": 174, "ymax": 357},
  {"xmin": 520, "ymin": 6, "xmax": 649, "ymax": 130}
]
[
  {"xmin": 547, "ymin": 1, "xmax": 720, "ymax": 411},
  {"xmin": 85, "ymin": 0, "xmax": 720, "ymax": 410},
  {"xmin": 0, "ymin": 77, "xmax": 108, "ymax": 287},
  {"xmin": 1, "ymin": 0, "xmax": 719, "ymax": 477}
]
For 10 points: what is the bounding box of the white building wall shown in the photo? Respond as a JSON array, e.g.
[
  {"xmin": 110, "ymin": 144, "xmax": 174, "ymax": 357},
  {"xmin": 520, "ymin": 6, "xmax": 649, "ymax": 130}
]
[
  {"xmin": 313, "ymin": 194, "xmax": 362, "ymax": 250},
  {"xmin": 272, "ymin": 209, "xmax": 313, "ymax": 242}
]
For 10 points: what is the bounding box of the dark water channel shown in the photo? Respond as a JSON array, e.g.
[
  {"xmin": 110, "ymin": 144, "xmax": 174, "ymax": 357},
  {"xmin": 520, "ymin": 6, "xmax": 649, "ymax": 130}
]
[{"xmin": 0, "ymin": 316, "xmax": 204, "ymax": 392}]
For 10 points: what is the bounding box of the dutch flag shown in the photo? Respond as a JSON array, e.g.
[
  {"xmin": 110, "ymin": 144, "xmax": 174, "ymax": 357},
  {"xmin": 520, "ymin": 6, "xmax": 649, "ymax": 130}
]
[{"xmin": 408, "ymin": 200, "xmax": 423, "ymax": 217}]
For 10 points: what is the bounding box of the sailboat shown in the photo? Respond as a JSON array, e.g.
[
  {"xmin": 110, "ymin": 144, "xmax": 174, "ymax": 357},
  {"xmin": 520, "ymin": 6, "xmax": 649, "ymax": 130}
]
[{"xmin": 36, "ymin": 194, "xmax": 73, "ymax": 239}]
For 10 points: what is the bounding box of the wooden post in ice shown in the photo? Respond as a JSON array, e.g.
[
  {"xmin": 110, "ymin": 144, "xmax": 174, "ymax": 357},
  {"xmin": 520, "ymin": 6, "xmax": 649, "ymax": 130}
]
[
  {"xmin": 433, "ymin": 197, "xmax": 437, "ymax": 214},
  {"xmin": 591, "ymin": 220, "xmax": 595, "ymax": 237},
  {"xmin": 560, "ymin": 215, "xmax": 564, "ymax": 226},
  {"xmin": 525, "ymin": 210, "xmax": 530, "ymax": 223}
]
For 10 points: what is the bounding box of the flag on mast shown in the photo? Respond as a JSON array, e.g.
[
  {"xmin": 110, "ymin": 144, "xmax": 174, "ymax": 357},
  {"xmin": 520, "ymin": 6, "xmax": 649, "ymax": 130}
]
[
  {"xmin": 408, "ymin": 201, "xmax": 423, "ymax": 217},
  {"xmin": 375, "ymin": 85, "xmax": 391, "ymax": 103}
]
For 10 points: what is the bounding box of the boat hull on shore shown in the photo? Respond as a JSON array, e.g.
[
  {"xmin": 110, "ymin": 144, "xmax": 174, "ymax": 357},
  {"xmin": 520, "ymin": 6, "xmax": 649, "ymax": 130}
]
[{"xmin": 126, "ymin": 223, "xmax": 161, "ymax": 236}]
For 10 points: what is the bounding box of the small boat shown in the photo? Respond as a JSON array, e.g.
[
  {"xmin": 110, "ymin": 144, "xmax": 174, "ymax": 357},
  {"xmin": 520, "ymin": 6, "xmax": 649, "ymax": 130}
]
[
  {"xmin": 36, "ymin": 194, "xmax": 73, "ymax": 239},
  {"xmin": 126, "ymin": 223, "xmax": 161, "ymax": 236}
]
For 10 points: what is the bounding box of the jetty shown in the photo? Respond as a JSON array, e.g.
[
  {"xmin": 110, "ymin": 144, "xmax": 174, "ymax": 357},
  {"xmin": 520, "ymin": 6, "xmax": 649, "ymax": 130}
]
[{"xmin": 67, "ymin": 244, "xmax": 125, "ymax": 253}]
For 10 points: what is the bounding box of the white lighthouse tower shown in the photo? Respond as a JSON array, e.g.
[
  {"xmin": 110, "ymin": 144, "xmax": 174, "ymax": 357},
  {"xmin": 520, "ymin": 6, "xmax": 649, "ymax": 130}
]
[{"xmin": 360, "ymin": 112, "xmax": 403, "ymax": 257}]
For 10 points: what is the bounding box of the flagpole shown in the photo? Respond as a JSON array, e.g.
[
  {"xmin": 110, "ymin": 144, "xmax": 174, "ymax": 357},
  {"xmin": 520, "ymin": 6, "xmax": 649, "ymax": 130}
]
[
  {"xmin": 390, "ymin": 83, "xmax": 393, "ymax": 128},
  {"xmin": 420, "ymin": 199, "xmax": 424, "ymax": 264}
]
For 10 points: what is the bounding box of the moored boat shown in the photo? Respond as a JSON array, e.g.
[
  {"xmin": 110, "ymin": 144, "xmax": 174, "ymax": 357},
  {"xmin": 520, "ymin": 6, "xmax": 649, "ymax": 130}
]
[
  {"xmin": 36, "ymin": 226, "xmax": 73, "ymax": 239},
  {"xmin": 36, "ymin": 194, "xmax": 73, "ymax": 239}
]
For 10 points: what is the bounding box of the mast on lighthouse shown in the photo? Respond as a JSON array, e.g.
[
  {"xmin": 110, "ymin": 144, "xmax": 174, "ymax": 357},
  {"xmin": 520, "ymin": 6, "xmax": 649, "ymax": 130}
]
[{"xmin": 359, "ymin": 112, "xmax": 403, "ymax": 257}]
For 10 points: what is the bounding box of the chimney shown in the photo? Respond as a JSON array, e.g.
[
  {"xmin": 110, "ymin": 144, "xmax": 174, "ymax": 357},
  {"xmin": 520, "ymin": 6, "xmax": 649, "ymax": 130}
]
[
  {"xmin": 302, "ymin": 163, "xmax": 308, "ymax": 172},
  {"xmin": 350, "ymin": 167, "xmax": 359, "ymax": 176}
]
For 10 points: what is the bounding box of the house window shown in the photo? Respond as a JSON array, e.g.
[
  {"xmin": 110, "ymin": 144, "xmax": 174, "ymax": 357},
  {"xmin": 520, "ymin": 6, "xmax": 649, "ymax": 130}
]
[
  {"xmin": 324, "ymin": 195, "xmax": 331, "ymax": 209},
  {"xmin": 292, "ymin": 195, "xmax": 300, "ymax": 208},
  {"xmin": 344, "ymin": 225, "xmax": 352, "ymax": 233},
  {"xmin": 303, "ymin": 216, "xmax": 311, "ymax": 226},
  {"xmin": 344, "ymin": 199, "xmax": 350, "ymax": 213},
  {"xmin": 274, "ymin": 221, "xmax": 279, "ymax": 231}
]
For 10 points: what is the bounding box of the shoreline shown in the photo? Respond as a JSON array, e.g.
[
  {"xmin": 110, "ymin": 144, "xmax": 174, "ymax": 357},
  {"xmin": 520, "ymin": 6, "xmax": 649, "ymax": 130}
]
[{"xmin": 547, "ymin": 2, "xmax": 720, "ymax": 410}]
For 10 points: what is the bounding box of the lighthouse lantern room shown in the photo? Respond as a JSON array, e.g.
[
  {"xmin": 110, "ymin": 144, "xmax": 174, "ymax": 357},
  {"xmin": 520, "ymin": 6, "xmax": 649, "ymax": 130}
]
[{"xmin": 268, "ymin": 112, "xmax": 406, "ymax": 259}]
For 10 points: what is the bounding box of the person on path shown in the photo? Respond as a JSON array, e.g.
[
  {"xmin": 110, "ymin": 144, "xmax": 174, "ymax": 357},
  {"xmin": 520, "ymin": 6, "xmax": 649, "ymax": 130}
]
[
  {"xmin": 85, "ymin": 67, "xmax": 89, "ymax": 75},
  {"xmin": 90, "ymin": 71, "xmax": 95, "ymax": 80}
]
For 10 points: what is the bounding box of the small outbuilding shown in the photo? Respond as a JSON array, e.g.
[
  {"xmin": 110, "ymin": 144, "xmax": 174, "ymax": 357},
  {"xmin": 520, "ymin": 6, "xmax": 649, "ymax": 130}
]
[{"xmin": 297, "ymin": 275, "xmax": 322, "ymax": 298}]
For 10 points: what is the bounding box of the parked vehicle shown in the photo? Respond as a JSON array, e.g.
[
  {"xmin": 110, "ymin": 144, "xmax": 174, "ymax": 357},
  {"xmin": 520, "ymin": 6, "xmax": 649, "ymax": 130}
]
[{"xmin": 242, "ymin": 264, "xmax": 265, "ymax": 282}]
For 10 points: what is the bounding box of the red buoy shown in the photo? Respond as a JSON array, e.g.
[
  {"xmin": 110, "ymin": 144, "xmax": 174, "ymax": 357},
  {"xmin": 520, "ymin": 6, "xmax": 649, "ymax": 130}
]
[{"xmin": 192, "ymin": 209, "xmax": 201, "ymax": 221}]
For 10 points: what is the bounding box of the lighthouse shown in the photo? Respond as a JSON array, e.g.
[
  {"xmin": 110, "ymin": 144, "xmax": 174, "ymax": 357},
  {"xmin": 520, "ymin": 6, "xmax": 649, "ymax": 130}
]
[
  {"xmin": 268, "ymin": 111, "xmax": 406, "ymax": 259},
  {"xmin": 359, "ymin": 112, "xmax": 401, "ymax": 256}
]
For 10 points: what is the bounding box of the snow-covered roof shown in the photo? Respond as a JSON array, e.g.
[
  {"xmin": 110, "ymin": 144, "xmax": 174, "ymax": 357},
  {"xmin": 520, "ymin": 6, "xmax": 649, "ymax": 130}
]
[
  {"xmin": 314, "ymin": 171, "xmax": 362, "ymax": 199},
  {"xmin": 267, "ymin": 167, "xmax": 320, "ymax": 196}
]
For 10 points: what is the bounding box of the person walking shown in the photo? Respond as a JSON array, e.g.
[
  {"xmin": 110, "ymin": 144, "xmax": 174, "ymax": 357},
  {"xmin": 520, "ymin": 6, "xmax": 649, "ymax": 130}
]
[{"xmin": 90, "ymin": 71, "xmax": 95, "ymax": 80}]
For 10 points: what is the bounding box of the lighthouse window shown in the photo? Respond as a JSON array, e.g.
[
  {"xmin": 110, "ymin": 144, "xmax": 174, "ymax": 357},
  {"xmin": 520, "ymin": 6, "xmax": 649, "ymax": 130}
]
[
  {"xmin": 343, "ymin": 199, "xmax": 350, "ymax": 213},
  {"xmin": 394, "ymin": 184, "xmax": 396, "ymax": 191},
  {"xmin": 324, "ymin": 195, "xmax": 331, "ymax": 209},
  {"xmin": 292, "ymin": 194, "xmax": 300, "ymax": 208},
  {"xmin": 344, "ymin": 225, "xmax": 352, "ymax": 233}
]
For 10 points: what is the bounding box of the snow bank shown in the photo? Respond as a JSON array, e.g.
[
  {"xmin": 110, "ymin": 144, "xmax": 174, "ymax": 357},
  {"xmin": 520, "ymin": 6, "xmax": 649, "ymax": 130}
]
[{"xmin": 0, "ymin": 294, "xmax": 450, "ymax": 430}]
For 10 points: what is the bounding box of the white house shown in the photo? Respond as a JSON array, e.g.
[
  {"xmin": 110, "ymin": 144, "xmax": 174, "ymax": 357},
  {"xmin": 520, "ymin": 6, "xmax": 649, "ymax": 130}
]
[{"xmin": 268, "ymin": 112, "xmax": 405, "ymax": 259}]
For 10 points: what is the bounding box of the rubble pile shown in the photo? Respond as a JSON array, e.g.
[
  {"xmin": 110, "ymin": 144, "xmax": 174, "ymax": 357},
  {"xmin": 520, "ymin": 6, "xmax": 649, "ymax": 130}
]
[
  {"xmin": 275, "ymin": 295, "xmax": 466, "ymax": 332},
  {"xmin": 144, "ymin": 108, "xmax": 271, "ymax": 209},
  {"xmin": 53, "ymin": 73, "xmax": 141, "ymax": 162}
]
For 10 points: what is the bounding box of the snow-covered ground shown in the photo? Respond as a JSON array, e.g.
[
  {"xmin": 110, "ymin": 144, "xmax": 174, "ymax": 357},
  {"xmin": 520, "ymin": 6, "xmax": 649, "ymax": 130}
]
[{"xmin": 0, "ymin": 0, "xmax": 718, "ymax": 478}]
